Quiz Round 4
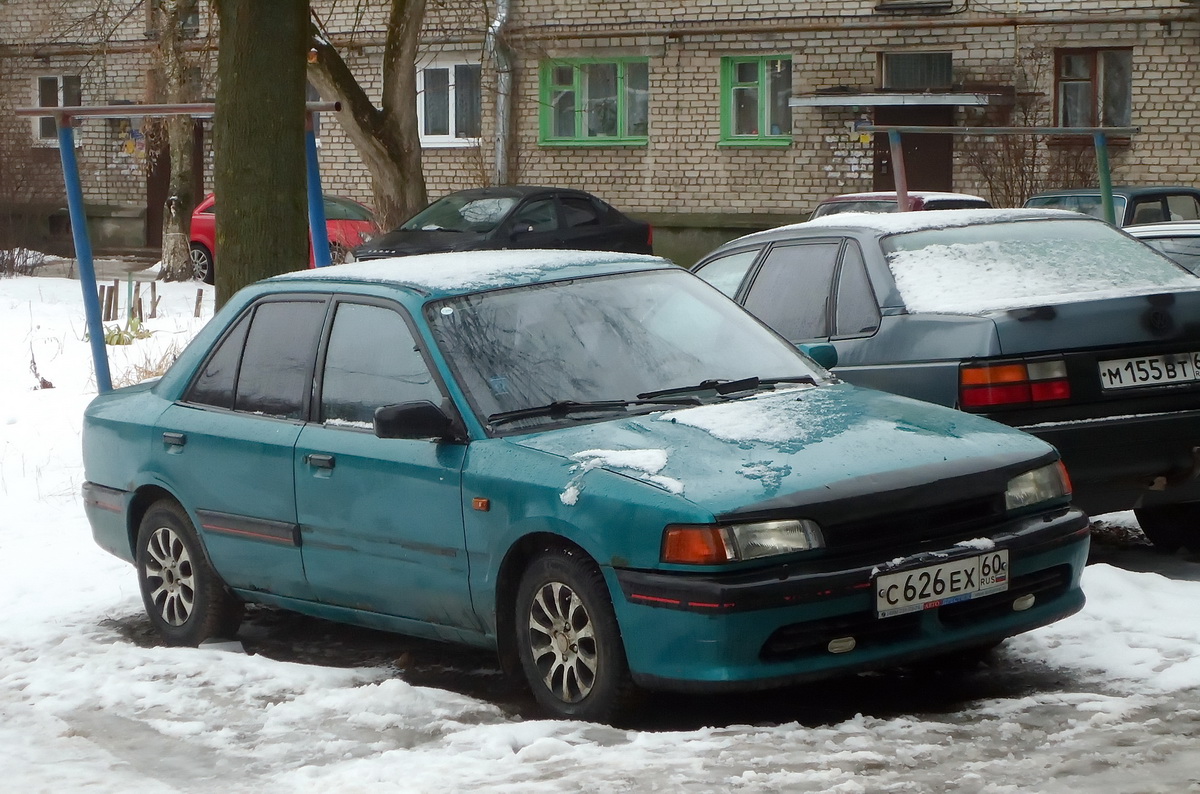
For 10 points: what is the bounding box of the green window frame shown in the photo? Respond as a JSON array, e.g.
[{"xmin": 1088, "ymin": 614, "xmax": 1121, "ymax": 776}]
[
  {"xmin": 539, "ymin": 58, "xmax": 649, "ymax": 145},
  {"xmin": 720, "ymin": 56, "xmax": 792, "ymax": 147}
]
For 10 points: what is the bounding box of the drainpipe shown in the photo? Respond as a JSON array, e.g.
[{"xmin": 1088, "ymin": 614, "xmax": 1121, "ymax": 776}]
[{"xmin": 487, "ymin": 0, "xmax": 513, "ymax": 185}]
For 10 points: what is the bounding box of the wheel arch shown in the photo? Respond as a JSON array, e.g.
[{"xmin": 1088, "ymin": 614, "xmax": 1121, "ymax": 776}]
[{"xmin": 493, "ymin": 531, "xmax": 600, "ymax": 680}]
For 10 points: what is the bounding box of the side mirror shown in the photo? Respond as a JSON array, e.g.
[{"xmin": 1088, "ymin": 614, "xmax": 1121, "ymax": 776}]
[
  {"xmin": 510, "ymin": 224, "xmax": 535, "ymax": 239},
  {"xmin": 374, "ymin": 401, "xmax": 457, "ymax": 441},
  {"xmin": 798, "ymin": 342, "xmax": 838, "ymax": 370}
]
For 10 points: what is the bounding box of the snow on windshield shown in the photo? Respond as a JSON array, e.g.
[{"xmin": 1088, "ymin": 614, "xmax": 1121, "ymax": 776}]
[{"xmin": 883, "ymin": 218, "xmax": 1200, "ymax": 314}]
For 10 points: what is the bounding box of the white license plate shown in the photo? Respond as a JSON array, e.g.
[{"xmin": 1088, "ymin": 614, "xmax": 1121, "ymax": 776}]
[
  {"xmin": 1098, "ymin": 352, "xmax": 1200, "ymax": 390},
  {"xmin": 874, "ymin": 550, "xmax": 1009, "ymax": 618}
]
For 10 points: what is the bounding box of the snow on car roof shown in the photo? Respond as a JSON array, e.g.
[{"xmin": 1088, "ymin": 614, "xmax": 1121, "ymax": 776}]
[
  {"xmin": 271, "ymin": 249, "xmax": 672, "ymax": 294},
  {"xmin": 820, "ymin": 191, "xmax": 985, "ymax": 201},
  {"xmin": 802, "ymin": 207, "xmax": 1083, "ymax": 234},
  {"xmin": 732, "ymin": 208, "xmax": 1082, "ymax": 245}
]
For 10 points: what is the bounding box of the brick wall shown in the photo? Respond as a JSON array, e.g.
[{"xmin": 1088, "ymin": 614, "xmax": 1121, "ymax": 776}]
[{"xmin": 2, "ymin": 0, "xmax": 1199, "ymax": 249}]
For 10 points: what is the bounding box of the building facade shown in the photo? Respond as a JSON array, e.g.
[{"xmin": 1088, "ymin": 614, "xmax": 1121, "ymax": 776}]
[{"xmin": 1, "ymin": 1, "xmax": 1198, "ymax": 263}]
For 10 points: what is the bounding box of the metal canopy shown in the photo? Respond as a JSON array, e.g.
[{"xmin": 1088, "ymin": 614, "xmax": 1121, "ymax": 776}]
[
  {"xmin": 853, "ymin": 122, "xmax": 1139, "ymax": 229},
  {"xmin": 790, "ymin": 92, "xmax": 1004, "ymax": 108},
  {"xmin": 13, "ymin": 101, "xmax": 339, "ymax": 393}
]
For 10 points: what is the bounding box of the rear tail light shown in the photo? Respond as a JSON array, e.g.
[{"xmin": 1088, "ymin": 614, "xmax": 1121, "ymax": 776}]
[
  {"xmin": 647, "ymin": 225, "xmax": 654, "ymax": 248},
  {"xmin": 960, "ymin": 359, "xmax": 1071, "ymax": 409}
]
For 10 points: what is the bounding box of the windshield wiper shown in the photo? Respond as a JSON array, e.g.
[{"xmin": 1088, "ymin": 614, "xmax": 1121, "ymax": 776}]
[
  {"xmin": 488, "ymin": 397, "xmax": 700, "ymax": 427},
  {"xmin": 637, "ymin": 375, "xmax": 817, "ymax": 401}
]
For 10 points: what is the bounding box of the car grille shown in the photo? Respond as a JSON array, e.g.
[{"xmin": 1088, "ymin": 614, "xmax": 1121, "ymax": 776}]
[{"xmin": 820, "ymin": 494, "xmax": 1005, "ymax": 559}]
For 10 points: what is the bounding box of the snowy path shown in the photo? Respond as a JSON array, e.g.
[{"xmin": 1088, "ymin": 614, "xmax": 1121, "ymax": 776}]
[{"xmin": 2, "ymin": 274, "xmax": 1198, "ymax": 793}]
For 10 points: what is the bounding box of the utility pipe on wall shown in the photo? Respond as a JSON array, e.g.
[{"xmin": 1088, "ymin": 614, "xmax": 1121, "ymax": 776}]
[{"xmin": 487, "ymin": 0, "xmax": 514, "ymax": 185}]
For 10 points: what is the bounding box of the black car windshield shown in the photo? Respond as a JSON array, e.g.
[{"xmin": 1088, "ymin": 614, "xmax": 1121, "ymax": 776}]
[
  {"xmin": 400, "ymin": 195, "xmax": 518, "ymax": 232},
  {"xmin": 1024, "ymin": 194, "xmax": 1128, "ymax": 222},
  {"xmin": 427, "ymin": 269, "xmax": 824, "ymax": 433},
  {"xmin": 881, "ymin": 218, "xmax": 1200, "ymax": 314}
]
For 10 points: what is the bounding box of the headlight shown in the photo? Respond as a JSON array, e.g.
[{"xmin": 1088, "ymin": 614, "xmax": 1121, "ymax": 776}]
[
  {"xmin": 662, "ymin": 519, "xmax": 824, "ymax": 564},
  {"xmin": 1005, "ymin": 461, "xmax": 1071, "ymax": 511}
]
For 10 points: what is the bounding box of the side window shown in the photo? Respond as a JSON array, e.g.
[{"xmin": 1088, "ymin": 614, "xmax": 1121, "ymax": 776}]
[
  {"xmin": 694, "ymin": 248, "xmax": 760, "ymax": 298},
  {"xmin": 510, "ymin": 199, "xmax": 558, "ymax": 233},
  {"xmin": 559, "ymin": 196, "xmax": 602, "ymax": 227},
  {"xmin": 741, "ymin": 241, "xmax": 840, "ymax": 341},
  {"xmin": 834, "ymin": 241, "xmax": 881, "ymax": 337},
  {"xmin": 234, "ymin": 300, "xmax": 327, "ymax": 419},
  {"xmin": 1166, "ymin": 195, "xmax": 1200, "ymax": 221},
  {"xmin": 320, "ymin": 303, "xmax": 443, "ymax": 425},
  {"xmin": 185, "ymin": 312, "xmax": 251, "ymax": 409},
  {"xmin": 1130, "ymin": 200, "xmax": 1167, "ymax": 225}
]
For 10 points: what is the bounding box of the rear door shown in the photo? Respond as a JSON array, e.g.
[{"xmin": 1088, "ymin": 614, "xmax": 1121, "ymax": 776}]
[
  {"xmin": 294, "ymin": 297, "xmax": 474, "ymax": 628},
  {"xmin": 154, "ymin": 295, "xmax": 328, "ymax": 597},
  {"xmin": 557, "ymin": 194, "xmax": 638, "ymax": 252}
]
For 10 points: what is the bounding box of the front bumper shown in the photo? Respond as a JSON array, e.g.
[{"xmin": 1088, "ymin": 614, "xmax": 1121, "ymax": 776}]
[{"xmin": 610, "ymin": 507, "xmax": 1089, "ymax": 692}]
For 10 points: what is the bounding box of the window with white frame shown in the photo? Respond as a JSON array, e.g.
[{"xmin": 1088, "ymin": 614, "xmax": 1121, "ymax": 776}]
[
  {"xmin": 417, "ymin": 57, "xmax": 482, "ymax": 146},
  {"xmin": 34, "ymin": 75, "xmax": 82, "ymax": 142}
]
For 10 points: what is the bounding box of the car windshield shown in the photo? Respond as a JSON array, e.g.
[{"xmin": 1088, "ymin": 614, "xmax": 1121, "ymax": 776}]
[
  {"xmin": 1024, "ymin": 194, "xmax": 1128, "ymax": 223},
  {"xmin": 324, "ymin": 196, "xmax": 374, "ymax": 222},
  {"xmin": 427, "ymin": 269, "xmax": 823, "ymax": 433},
  {"xmin": 881, "ymin": 218, "xmax": 1200, "ymax": 314},
  {"xmin": 400, "ymin": 195, "xmax": 518, "ymax": 232}
]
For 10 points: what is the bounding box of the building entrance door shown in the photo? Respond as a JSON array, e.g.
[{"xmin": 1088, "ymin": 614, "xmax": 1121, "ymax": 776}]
[{"xmin": 872, "ymin": 106, "xmax": 954, "ymax": 192}]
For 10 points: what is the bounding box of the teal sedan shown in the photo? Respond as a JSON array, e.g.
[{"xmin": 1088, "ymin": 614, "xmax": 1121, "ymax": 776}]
[{"xmin": 82, "ymin": 250, "xmax": 1089, "ymax": 723}]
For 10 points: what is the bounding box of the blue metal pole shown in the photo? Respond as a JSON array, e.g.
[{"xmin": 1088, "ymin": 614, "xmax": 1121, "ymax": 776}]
[
  {"xmin": 305, "ymin": 116, "xmax": 332, "ymax": 268},
  {"xmin": 58, "ymin": 118, "xmax": 112, "ymax": 393},
  {"xmin": 1094, "ymin": 131, "xmax": 1116, "ymax": 226}
]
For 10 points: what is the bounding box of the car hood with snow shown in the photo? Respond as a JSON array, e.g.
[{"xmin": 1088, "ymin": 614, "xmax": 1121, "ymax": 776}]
[{"xmin": 510, "ymin": 383, "xmax": 1055, "ymax": 525}]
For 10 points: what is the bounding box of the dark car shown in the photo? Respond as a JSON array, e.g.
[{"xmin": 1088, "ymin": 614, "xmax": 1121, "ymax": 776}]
[
  {"xmin": 810, "ymin": 191, "xmax": 991, "ymax": 219},
  {"xmin": 1023, "ymin": 186, "xmax": 1200, "ymax": 227},
  {"xmin": 692, "ymin": 208, "xmax": 1200, "ymax": 552},
  {"xmin": 81, "ymin": 250, "xmax": 1088, "ymax": 723},
  {"xmin": 352, "ymin": 186, "xmax": 653, "ymax": 261}
]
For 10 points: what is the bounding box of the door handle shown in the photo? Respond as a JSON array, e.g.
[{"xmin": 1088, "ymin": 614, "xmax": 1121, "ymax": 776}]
[
  {"xmin": 305, "ymin": 453, "xmax": 335, "ymax": 470},
  {"xmin": 162, "ymin": 432, "xmax": 187, "ymax": 447}
]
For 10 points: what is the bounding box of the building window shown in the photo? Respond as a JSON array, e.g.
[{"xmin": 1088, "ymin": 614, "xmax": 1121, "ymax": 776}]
[
  {"xmin": 1056, "ymin": 49, "xmax": 1132, "ymax": 127},
  {"xmin": 417, "ymin": 58, "xmax": 481, "ymax": 147},
  {"xmin": 881, "ymin": 52, "xmax": 953, "ymax": 90},
  {"xmin": 34, "ymin": 75, "xmax": 82, "ymax": 142},
  {"xmin": 145, "ymin": 0, "xmax": 201, "ymax": 39},
  {"xmin": 539, "ymin": 58, "xmax": 649, "ymax": 145},
  {"xmin": 720, "ymin": 56, "xmax": 791, "ymax": 146}
]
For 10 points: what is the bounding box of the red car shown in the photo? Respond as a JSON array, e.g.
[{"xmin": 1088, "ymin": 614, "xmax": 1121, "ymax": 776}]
[{"xmin": 188, "ymin": 194, "xmax": 379, "ymax": 283}]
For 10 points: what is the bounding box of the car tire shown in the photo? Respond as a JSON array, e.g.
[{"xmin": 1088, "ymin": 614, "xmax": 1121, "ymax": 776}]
[
  {"xmin": 515, "ymin": 546, "xmax": 640, "ymax": 722},
  {"xmin": 135, "ymin": 501, "xmax": 242, "ymax": 646},
  {"xmin": 189, "ymin": 243, "xmax": 214, "ymax": 284},
  {"xmin": 1133, "ymin": 504, "xmax": 1198, "ymax": 553}
]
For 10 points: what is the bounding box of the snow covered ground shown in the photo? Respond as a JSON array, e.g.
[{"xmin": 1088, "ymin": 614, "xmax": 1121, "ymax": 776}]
[{"xmin": 2, "ymin": 270, "xmax": 1199, "ymax": 793}]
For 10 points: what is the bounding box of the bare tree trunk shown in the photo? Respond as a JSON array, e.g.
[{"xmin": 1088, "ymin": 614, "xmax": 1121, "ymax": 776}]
[
  {"xmin": 155, "ymin": 1, "xmax": 195, "ymax": 282},
  {"xmin": 213, "ymin": 0, "xmax": 308, "ymax": 307},
  {"xmin": 308, "ymin": 0, "xmax": 428, "ymax": 230}
]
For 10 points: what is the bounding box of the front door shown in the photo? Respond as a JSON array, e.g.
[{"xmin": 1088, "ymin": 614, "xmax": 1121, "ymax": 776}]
[
  {"xmin": 873, "ymin": 106, "xmax": 954, "ymax": 192},
  {"xmin": 295, "ymin": 298, "xmax": 476, "ymax": 628}
]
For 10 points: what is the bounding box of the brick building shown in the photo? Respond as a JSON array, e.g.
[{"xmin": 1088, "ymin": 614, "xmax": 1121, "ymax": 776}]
[{"xmin": 1, "ymin": 1, "xmax": 1198, "ymax": 263}]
